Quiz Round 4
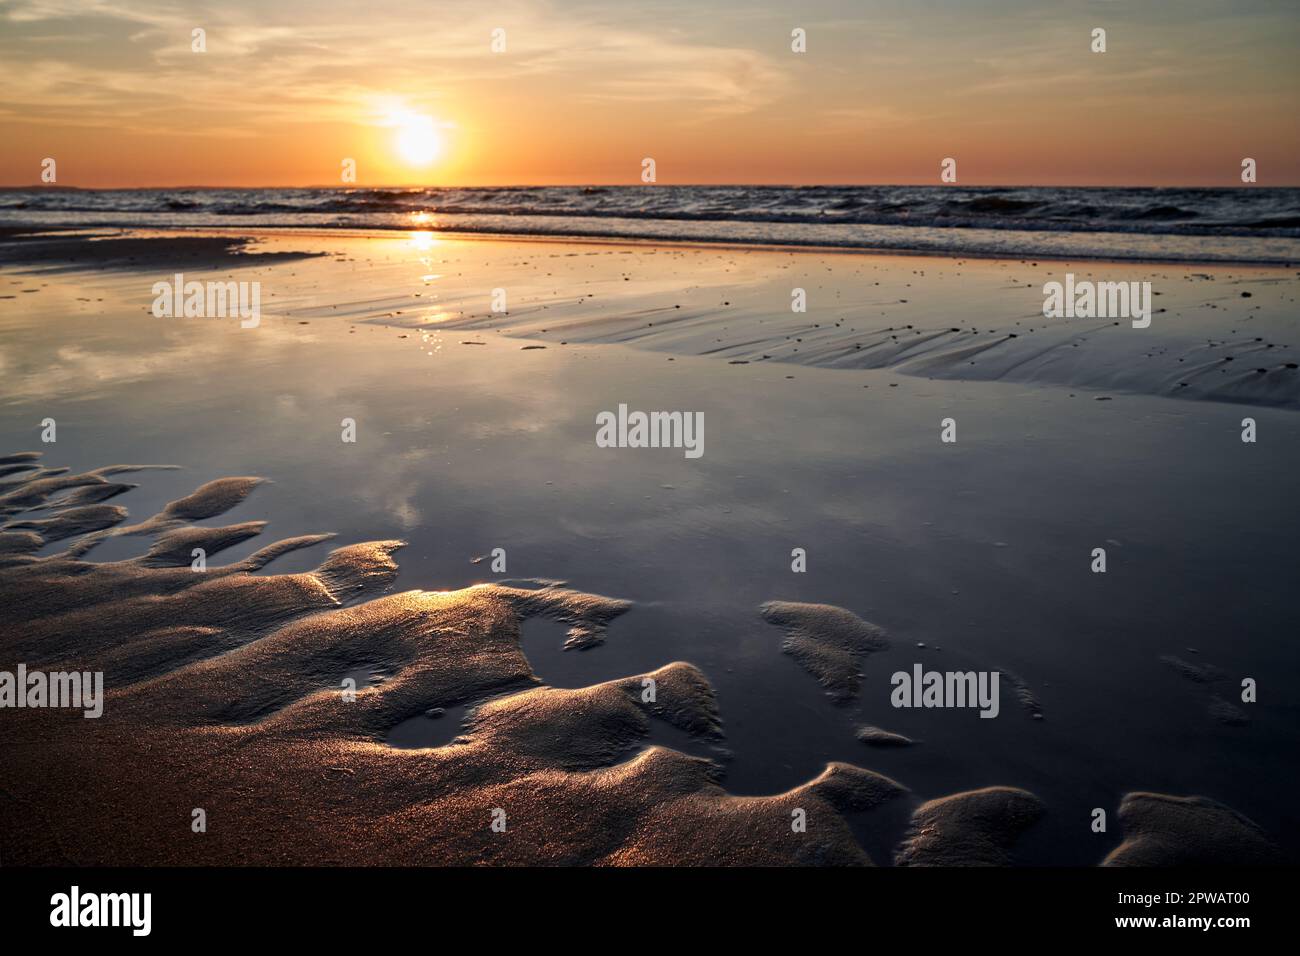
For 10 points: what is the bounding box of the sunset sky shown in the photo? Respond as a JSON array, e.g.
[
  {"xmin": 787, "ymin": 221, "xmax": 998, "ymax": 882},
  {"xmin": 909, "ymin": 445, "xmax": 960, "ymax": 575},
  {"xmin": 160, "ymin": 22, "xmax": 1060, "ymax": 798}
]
[{"xmin": 1, "ymin": 0, "xmax": 1297, "ymax": 187}]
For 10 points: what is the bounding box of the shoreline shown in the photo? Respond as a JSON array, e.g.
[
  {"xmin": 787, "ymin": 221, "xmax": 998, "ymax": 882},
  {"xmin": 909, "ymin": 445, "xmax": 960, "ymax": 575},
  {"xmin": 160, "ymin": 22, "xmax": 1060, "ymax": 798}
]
[{"xmin": 2, "ymin": 223, "xmax": 1297, "ymax": 270}]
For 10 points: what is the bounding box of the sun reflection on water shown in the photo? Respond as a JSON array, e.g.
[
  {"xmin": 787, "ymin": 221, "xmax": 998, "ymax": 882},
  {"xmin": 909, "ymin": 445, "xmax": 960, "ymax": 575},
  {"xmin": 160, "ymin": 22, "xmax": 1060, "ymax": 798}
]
[{"xmin": 407, "ymin": 229, "xmax": 437, "ymax": 252}]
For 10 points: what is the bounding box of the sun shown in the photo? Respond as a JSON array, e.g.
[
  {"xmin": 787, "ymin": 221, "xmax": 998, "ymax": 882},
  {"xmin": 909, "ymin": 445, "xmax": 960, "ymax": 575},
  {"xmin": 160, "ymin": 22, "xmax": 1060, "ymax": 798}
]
[
  {"xmin": 376, "ymin": 101, "xmax": 445, "ymax": 167},
  {"xmin": 395, "ymin": 114, "xmax": 442, "ymax": 166}
]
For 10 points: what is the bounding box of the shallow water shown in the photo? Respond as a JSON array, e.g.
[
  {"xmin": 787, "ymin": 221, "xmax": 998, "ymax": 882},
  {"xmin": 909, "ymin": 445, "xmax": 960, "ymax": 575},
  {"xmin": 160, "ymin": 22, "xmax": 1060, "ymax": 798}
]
[{"xmin": 2, "ymin": 231, "xmax": 1297, "ymax": 864}]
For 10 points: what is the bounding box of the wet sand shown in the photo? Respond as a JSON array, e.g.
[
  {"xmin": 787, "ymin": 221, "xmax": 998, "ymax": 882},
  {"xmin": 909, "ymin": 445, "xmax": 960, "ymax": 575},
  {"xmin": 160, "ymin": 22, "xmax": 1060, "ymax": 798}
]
[{"xmin": 1, "ymin": 230, "xmax": 1296, "ymax": 865}]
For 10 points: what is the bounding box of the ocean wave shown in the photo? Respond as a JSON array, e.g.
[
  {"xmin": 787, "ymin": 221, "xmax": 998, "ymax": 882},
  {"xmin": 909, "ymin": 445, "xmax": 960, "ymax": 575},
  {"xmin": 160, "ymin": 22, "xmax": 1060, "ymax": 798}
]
[{"xmin": 3, "ymin": 185, "xmax": 1299, "ymax": 263}]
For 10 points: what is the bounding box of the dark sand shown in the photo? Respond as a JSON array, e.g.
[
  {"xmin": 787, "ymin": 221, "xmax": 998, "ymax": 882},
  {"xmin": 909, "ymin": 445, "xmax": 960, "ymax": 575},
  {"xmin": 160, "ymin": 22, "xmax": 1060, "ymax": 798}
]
[
  {"xmin": 0, "ymin": 454, "xmax": 1280, "ymax": 866},
  {"xmin": 0, "ymin": 228, "xmax": 322, "ymax": 273},
  {"xmin": 1, "ymin": 455, "xmax": 903, "ymax": 865}
]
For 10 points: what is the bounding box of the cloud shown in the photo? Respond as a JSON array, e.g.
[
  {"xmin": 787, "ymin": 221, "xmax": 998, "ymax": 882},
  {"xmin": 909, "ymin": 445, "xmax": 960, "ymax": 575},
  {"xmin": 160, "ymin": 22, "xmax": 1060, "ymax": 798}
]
[{"xmin": 0, "ymin": 0, "xmax": 789, "ymax": 135}]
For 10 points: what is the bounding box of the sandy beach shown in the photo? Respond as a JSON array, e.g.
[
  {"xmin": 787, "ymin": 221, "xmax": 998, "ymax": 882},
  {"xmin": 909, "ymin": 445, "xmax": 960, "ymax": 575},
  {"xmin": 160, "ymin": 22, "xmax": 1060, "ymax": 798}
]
[{"xmin": 1, "ymin": 227, "xmax": 1295, "ymax": 866}]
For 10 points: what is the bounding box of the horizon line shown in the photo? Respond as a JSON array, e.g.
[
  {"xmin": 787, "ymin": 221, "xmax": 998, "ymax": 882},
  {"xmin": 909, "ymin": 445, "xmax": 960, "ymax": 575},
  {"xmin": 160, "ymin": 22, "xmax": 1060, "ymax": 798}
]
[{"xmin": 1, "ymin": 182, "xmax": 1290, "ymax": 191}]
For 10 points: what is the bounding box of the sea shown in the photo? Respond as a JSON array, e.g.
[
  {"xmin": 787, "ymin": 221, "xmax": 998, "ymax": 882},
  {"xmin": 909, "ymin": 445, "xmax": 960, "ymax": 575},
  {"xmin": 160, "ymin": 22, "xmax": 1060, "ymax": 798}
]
[{"xmin": 4, "ymin": 184, "xmax": 1299, "ymax": 264}]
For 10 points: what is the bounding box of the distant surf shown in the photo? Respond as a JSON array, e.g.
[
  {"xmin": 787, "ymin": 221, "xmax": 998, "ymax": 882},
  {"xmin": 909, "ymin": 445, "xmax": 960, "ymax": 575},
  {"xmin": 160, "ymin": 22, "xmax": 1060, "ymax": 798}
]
[{"xmin": 3, "ymin": 185, "xmax": 1299, "ymax": 264}]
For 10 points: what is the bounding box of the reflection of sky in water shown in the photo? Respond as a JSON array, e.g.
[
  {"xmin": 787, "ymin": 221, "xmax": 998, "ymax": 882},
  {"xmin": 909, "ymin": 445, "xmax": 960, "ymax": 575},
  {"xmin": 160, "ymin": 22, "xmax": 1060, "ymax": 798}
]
[{"xmin": 2, "ymin": 233, "xmax": 1299, "ymax": 864}]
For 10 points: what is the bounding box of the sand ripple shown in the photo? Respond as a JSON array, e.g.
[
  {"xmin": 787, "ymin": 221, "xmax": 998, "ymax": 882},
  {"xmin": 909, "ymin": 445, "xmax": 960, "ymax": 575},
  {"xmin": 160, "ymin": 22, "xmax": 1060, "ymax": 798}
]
[{"xmin": 0, "ymin": 454, "xmax": 1276, "ymax": 866}]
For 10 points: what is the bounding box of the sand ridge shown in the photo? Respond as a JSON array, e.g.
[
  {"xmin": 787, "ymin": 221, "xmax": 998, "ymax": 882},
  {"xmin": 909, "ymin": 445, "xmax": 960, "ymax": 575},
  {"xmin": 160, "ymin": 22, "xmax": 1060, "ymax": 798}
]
[{"xmin": 760, "ymin": 600, "xmax": 889, "ymax": 702}]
